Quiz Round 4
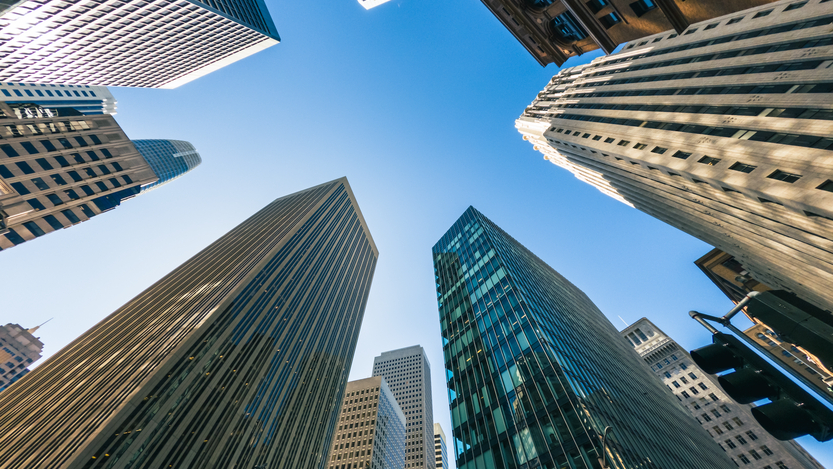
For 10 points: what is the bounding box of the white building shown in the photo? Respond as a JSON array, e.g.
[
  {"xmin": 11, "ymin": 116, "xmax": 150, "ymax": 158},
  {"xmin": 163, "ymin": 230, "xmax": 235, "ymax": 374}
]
[
  {"xmin": 622, "ymin": 318, "xmax": 825, "ymax": 469},
  {"xmin": 0, "ymin": 0, "xmax": 280, "ymax": 88},
  {"xmin": 433, "ymin": 423, "xmax": 447, "ymax": 469},
  {"xmin": 372, "ymin": 346, "xmax": 433, "ymax": 469},
  {"xmin": 0, "ymin": 83, "xmax": 116, "ymax": 114},
  {"xmin": 516, "ymin": 0, "xmax": 833, "ymax": 313},
  {"xmin": 357, "ymin": 0, "xmax": 393, "ymax": 10}
]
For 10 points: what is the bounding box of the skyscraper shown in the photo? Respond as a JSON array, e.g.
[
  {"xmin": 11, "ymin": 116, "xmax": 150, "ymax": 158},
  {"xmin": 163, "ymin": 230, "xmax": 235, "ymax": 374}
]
[
  {"xmin": 433, "ymin": 206, "xmax": 734, "ymax": 469},
  {"xmin": 0, "ymin": 177, "xmax": 378, "ymax": 469},
  {"xmin": 622, "ymin": 318, "xmax": 825, "ymax": 469},
  {"xmin": 477, "ymin": 0, "xmax": 779, "ymax": 66},
  {"xmin": 0, "ymin": 83, "xmax": 116, "ymax": 115},
  {"xmin": 131, "ymin": 139, "xmax": 202, "ymax": 192},
  {"xmin": 0, "ymin": 0, "xmax": 280, "ymax": 88},
  {"xmin": 0, "ymin": 323, "xmax": 44, "ymax": 392},
  {"xmin": 372, "ymin": 346, "xmax": 434, "ymax": 469},
  {"xmin": 357, "ymin": 0, "xmax": 393, "ymax": 10},
  {"xmin": 516, "ymin": 0, "xmax": 833, "ymax": 312},
  {"xmin": 0, "ymin": 102, "xmax": 158, "ymax": 251},
  {"xmin": 326, "ymin": 376, "xmax": 406, "ymax": 469},
  {"xmin": 433, "ymin": 423, "xmax": 447, "ymax": 469}
]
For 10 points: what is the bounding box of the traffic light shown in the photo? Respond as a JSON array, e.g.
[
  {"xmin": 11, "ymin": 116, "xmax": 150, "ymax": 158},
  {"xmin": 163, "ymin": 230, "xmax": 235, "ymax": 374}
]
[{"xmin": 690, "ymin": 332, "xmax": 833, "ymax": 442}]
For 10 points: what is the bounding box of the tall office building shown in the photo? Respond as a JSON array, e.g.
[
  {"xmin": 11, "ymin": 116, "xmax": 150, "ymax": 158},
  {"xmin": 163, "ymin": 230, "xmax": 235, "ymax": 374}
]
[
  {"xmin": 0, "ymin": 323, "xmax": 44, "ymax": 392},
  {"xmin": 516, "ymin": 0, "xmax": 833, "ymax": 312},
  {"xmin": 0, "ymin": 0, "xmax": 280, "ymax": 88},
  {"xmin": 433, "ymin": 424, "xmax": 447, "ymax": 469},
  {"xmin": 131, "ymin": 139, "xmax": 202, "ymax": 192},
  {"xmin": 0, "ymin": 177, "xmax": 378, "ymax": 469},
  {"xmin": 622, "ymin": 318, "xmax": 825, "ymax": 469},
  {"xmin": 478, "ymin": 0, "xmax": 778, "ymax": 66},
  {"xmin": 0, "ymin": 102, "xmax": 200, "ymax": 251},
  {"xmin": 1, "ymin": 83, "xmax": 116, "ymax": 115},
  {"xmin": 372, "ymin": 346, "xmax": 434, "ymax": 469},
  {"xmin": 358, "ymin": 0, "xmax": 393, "ymax": 10},
  {"xmin": 326, "ymin": 376, "xmax": 406, "ymax": 469},
  {"xmin": 433, "ymin": 206, "xmax": 734, "ymax": 469}
]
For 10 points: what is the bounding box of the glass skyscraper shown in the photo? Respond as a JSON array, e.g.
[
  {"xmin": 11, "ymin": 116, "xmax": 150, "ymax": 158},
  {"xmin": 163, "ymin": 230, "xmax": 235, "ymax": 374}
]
[
  {"xmin": 0, "ymin": 178, "xmax": 378, "ymax": 469},
  {"xmin": 433, "ymin": 207, "xmax": 734, "ymax": 469},
  {"xmin": 132, "ymin": 139, "xmax": 202, "ymax": 192}
]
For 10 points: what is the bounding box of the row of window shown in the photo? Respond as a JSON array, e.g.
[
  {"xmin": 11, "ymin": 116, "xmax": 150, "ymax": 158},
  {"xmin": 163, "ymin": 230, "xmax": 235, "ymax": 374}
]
[
  {"xmin": 552, "ymin": 112, "xmax": 833, "ymax": 152},
  {"xmin": 0, "ymin": 88, "xmax": 97, "ymax": 98},
  {"xmin": 602, "ymin": 36, "xmax": 831, "ymax": 83},
  {"xmin": 613, "ymin": 13, "xmax": 833, "ymax": 68},
  {"xmin": 1, "ymin": 134, "xmax": 105, "ymax": 157},
  {"xmin": 567, "ymin": 82, "xmax": 833, "ymax": 100},
  {"xmin": 11, "ymin": 175, "xmax": 132, "ymax": 201},
  {"xmin": 2, "ymin": 120, "xmax": 92, "ymax": 138},
  {"xmin": 582, "ymin": 58, "xmax": 826, "ymax": 90},
  {"xmin": 555, "ymin": 103, "xmax": 833, "ymax": 122},
  {"xmin": 2, "ymin": 206, "xmax": 91, "ymax": 246}
]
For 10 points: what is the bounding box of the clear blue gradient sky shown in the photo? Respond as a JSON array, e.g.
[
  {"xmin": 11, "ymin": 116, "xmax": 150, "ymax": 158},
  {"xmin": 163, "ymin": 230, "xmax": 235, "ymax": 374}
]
[{"xmin": 3, "ymin": 0, "xmax": 830, "ymax": 465}]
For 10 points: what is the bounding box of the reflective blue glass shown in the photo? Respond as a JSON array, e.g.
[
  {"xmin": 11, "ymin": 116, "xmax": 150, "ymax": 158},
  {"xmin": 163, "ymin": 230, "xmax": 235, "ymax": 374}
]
[
  {"xmin": 433, "ymin": 207, "xmax": 733, "ymax": 469},
  {"xmin": 131, "ymin": 139, "xmax": 202, "ymax": 192}
]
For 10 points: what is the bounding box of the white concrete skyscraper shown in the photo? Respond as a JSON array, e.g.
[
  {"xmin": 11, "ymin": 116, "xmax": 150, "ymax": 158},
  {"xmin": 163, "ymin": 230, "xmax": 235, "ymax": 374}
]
[
  {"xmin": 372, "ymin": 346, "xmax": 434, "ymax": 469},
  {"xmin": 0, "ymin": 0, "xmax": 280, "ymax": 88},
  {"xmin": 516, "ymin": 0, "xmax": 833, "ymax": 313},
  {"xmin": 622, "ymin": 318, "xmax": 825, "ymax": 469}
]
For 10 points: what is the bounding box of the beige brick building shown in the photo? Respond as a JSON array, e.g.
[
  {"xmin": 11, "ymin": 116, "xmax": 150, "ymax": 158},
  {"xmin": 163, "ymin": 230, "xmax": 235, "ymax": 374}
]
[{"xmin": 517, "ymin": 0, "xmax": 833, "ymax": 311}]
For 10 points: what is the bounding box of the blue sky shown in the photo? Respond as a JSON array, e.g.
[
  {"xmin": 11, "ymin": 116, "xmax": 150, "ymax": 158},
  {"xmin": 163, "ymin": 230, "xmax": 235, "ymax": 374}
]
[{"xmin": 3, "ymin": 0, "xmax": 830, "ymax": 465}]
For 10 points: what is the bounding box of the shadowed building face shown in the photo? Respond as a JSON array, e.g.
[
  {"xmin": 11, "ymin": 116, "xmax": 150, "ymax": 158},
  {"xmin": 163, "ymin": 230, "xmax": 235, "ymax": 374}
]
[{"xmin": 0, "ymin": 177, "xmax": 378, "ymax": 469}]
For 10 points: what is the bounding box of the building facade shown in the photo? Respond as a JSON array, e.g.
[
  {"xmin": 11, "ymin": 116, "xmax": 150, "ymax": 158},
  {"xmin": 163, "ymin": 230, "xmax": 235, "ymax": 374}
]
[
  {"xmin": 0, "ymin": 323, "xmax": 43, "ymax": 392},
  {"xmin": 433, "ymin": 206, "xmax": 734, "ymax": 469},
  {"xmin": 1, "ymin": 83, "xmax": 116, "ymax": 114},
  {"xmin": 0, "ymin": 102, "xmax": 159, "ymax": 251},
  {"xmin": 516, "ymin": 0, "xmax": 833, "ymax": 312},
  {"xmin": 0, "ymin": 0, "xmax": 280, "ymax": 88},
  {"xmin": 327, "ymin": 376, "xmax": 406, "ymax": 469},
  {"xmin": 132, "ymin": 139, "xmax": 202, "ymax": 192},
  {"xmin": 622, "ymin": 318, "xmax": 825, "ymax": 469},
  {"xmin": 433, "ymin": 423, "xmax": 447, "ymax": 469},
  {"xmin": 694, "ymin": 248, "xmax": 833, "ymax": 401},
  {"xmin": 0, "ymin": 178, "xmax": 379, "ymax": 469},
  {"xmin": 478, "ymin": 0, "xmax": 779, "ymax": 66},
  {"xmin": 372, "ymin": 346, "xmax": 434, "ymax": 469}
]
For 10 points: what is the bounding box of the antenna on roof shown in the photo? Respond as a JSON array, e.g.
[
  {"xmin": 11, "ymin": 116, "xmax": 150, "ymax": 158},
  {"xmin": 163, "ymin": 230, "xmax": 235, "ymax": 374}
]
[{"xmin": 27, "ymin": 317, "xmax": 53, "ymax": 335}]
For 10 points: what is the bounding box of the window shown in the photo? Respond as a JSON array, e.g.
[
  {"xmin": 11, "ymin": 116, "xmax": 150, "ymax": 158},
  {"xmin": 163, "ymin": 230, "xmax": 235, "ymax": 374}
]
[
  {"xmin": 698, "ymin": 156, "xmax": 721, "ymax": 166},
  {"xmin": 15, "ymin": 161, "xmax": 35, "ymax": 175},
  {"xmin": 633, "ymin": 143, "xmax": 647, "ymax": 149},
  {"xmin": 692, "ymin": 403, "xmax": 701, "ymax": 410},
  {"xmin": 713, "ymin": 425, "xmax": 723, "ymax": 435},
  {"xmin": 664, "ymin": 371, "xmax": 671, "ymax": 378},
  {"xmin": 51, "ymin": 174, "xmax": 67, "ymax": 186},
  {"xmin": 680, "ymin": 363, "xmax": 687, "ymax": 370},
  {"xmin": 672, "ymin": 381, "xmax": 681, "ymax": 388},
  {"xmin": 122, "ymin": 175, "xmax": 133, "ymax": 184},
  {"xmin": 592, "ymin": 135, "xmax": 602, "ymax": 141},
  {"xmin": 698, "ymin": 382, "xmax": 708, "ymax": 390},
  {"xmin": 61, "ymin": 209, "xmax": 80, "ymax": 224},
  {"xmin": 817, "ymin": 180, "xmax": 833, "ymax": 192},
  {"xmin": 733, "ymin": 417, "xmax": 743, "ymax": 426},
  {"xmin": 745, "ymin": 430, "xmax": 757, "ymax": 441},
  {"xmin": 34, "ymin": 158, "xmax": 53, "ymax": 170},
  {"xmin": 604, "ymin": 137, "xmax": 615, "ymax": 143},
  {"xmin": 4, "ymin": 228, "xmax": 25, "ymax": 245},
  {"xmin": 650, "ymin": 146, "xmax": 667, "ymax": 154},
  {"xmin": 599, "ymin": 12, "xmax": 621, "ymax": 28},
  {"xmin": 617, "ymin": 140, "xmax": 631, "ymax": 146},
  {"xmin": 31, "ymin": 178, "xmax": 49, "ymax": 191},
  {"xmin": 776, "ymin": 462, "xmax": 789, "ymax": 469},
  {"xmin": 729, "ymin": 162, "xmax": 756, "ymax": 173},
  {"xmin": 701, "ymin": 413, "xmax": 712, "ymax": 422},
  {"xmin": 581, "ymin": 133, "xmax": 590, "ymax": 139},
  {"xmin": 43, "ymin": 215, "xmax": 63, "ymax": 230},
  {"xmin": 27, "ymin": 199, "xmax": 44, "ymax": 211},
  {"xmin": 680, "ymin": 377, "xmax": 688, "ymax": 384},
  {"xmin": 672, "ymin": 150, "xmax": 691, "ymax": 159},
  {"xmin": 760, "ymin": 445, "xmax": 773, "ymax": 456},
  {"xmin": 721, "ymin": 404, "xmax": 731, "ymax": 413},
  {"xmin": 80, "ymin": 185, "xmax": 94, "ymax": 196},
  {"xmin": 711, "ymin": 409, "xmax": 721, "ymax": 418},
  {"xmin": 57, "ymin": 138, "xmax": 72, "ymax": 149},
  {"xmin": 739, "ymin": 454, "xmax": 750, "ymax": 464},
  {"xmin": 710, "ymin": 393, "xmax": 719, "ymax": 401},
  {"xmin": 22, "ymin": 221, "xmax": 45, "ymax": 237},
  {"xmin": 768, "ymin": 170, "xmax": 801, "ymax": 183},
  {"xmin": 79, "ymin": 204, "xmax": 95, "ymax": 218},
  {"xmin": 704, "ymin": 22, "xmax": 719, "ymax": 30},
  {"xmin": 728, "ymin": 17, "xmax": 743, "ymax": 25},
  {"xmin": 586, "ymin": 0, "xmax": 607, "ymax": 13},
  {"xmin": 784, "ymin": 2, "xmax": 807, "ymax": 11},
  {"xmin": 681, "ymin": 391, "xmax": 689, "ymax": 398},
  {"xmin": 101, "ymin": 149, "xmax": 113, "ymax": 158},
  {"xmin": 21, "ymin": 142, "xmax": 39, "ymax": 154},
  {"xmin": 73, "ymin": 137, "xmax": 88, "ymax": 147},
  {"xmin": 89, "ymin": 135, "xmax": 102, "ymax": 145},
  {"xmin": 736, "ymin": 435, "xmax": 748, "ymax": 445},
  {"xmin": 753, "ymin": 9, "xmax": 773, "ymax": 18},
  {"xmin": 1, "ymin": 144, "xmax": 19, "ymax": 157},
  {"xmin": 725, "ymin": 439, "xmax": 736, "ymax": 449},
  {"xmin": 54, "ymin": 156, "xmax": 70, "ymax": 168}
]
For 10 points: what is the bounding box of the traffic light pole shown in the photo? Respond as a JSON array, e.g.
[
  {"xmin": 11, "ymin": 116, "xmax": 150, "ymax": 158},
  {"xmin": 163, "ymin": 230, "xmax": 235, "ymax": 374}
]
[{"xmin": 689, "ymin": 292, "xmax": 833, "ymax": 408}]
